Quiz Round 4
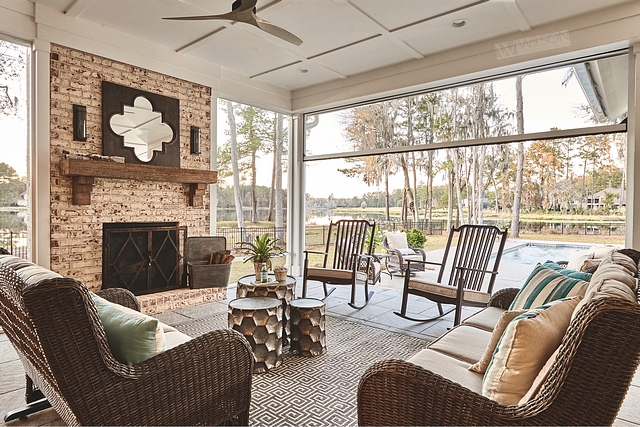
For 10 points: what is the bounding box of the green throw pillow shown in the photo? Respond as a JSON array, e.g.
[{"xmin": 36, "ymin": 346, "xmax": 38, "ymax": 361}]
[
  {"xmin": 510, "ymin": 264, "xmax": 590, "ymax": 310},
  {"xmin": 541, "ymin": 260, "xmax": 593, "ymax": 281},
  {"xmin": 91, "ymin": 294, "xmax": 166, "ymax": 365}
]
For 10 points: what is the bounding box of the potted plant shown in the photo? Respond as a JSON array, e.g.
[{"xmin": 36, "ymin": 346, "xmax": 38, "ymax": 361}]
[
  {"xmin": 273, "ymin": 266, "xmax": 288, "ymax": 282},
  {"xmin": 240, "ymin": 233, "xmax": 286, "ymax": 280}
]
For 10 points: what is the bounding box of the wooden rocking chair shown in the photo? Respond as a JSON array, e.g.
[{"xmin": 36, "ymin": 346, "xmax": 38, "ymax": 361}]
[
  {"xmin": 395, "ymin": 224, "xmax": 508, "ymax": 325},
  {"xmin": 302, "ymin": 219, "xmax": 376, "ymax": 309}
]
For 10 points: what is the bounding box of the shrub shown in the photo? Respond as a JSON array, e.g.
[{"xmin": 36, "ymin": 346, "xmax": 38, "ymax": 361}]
[{"xmin": 403, "ymin": 228, "xmax": 426, "ymax": 248}]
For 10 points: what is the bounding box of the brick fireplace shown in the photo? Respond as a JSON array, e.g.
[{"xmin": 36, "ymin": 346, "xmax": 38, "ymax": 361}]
[{"xmin": 48, "ymin": 44, "xmax": 226, "ymax": 313}]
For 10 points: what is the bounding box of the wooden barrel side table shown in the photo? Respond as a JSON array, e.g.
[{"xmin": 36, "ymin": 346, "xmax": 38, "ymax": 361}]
[
  {"xmin": 228, "ymin": 296, "xmax": 283, "ymax": 373},
  {"xmin": 289, "ymin": 298, "xmax": 326, "ymax": 357}
]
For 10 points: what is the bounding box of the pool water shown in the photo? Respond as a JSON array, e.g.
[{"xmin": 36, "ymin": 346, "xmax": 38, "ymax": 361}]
[{"xmin": 499, "ymin": 243, "xmax": 591, "ymax": 265}]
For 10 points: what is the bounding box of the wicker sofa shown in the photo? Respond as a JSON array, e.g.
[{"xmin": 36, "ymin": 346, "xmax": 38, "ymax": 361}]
[
  {"xmin": 358, "ymin": 249, "xmax": 640, "ymax": 426},
  {"xmin": 0, "ymin": 255, "xmax": 253, "ymax": 426}
]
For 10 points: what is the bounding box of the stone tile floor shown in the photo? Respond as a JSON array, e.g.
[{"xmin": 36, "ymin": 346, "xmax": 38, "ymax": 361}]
[{"xmin": 1, "ymin": 262, "xmax": 639, "ymax": 426}]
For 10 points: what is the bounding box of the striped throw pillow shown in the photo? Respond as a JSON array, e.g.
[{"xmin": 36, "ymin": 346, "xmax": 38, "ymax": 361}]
[
  {"xmin": 482, "ymin": 296, "xmax": 581, "ymax": 405},
  {"xmin": 510, "ymin": 265, "xmax": 589, "ymax": 310}
]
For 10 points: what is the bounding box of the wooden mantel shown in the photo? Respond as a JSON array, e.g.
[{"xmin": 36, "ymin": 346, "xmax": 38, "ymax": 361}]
[{"xmin": 59, "ymin": 158, "xmax": 217, "ymax": 206}]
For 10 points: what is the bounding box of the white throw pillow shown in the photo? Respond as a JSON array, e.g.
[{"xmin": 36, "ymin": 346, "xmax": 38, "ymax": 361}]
[{"xmin": 386, "ymin": 232, "xmax": 409, "ymax": 250}]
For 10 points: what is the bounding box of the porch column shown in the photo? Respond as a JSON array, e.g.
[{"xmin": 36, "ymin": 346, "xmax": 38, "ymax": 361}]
[
  {"xmin": 288, "ymin": 113, "xmax": 306, "ymax": 276},
  {"xmin": 627, "ymin": 44, "xmax": 640, "ymax": 248},
  {"xmin": 209, "ymin": 92, "xmax": 218, "ymax": 235},
  {"xmin": 31, "ymin": 39, "xmax": 51, "ymax": 267}
]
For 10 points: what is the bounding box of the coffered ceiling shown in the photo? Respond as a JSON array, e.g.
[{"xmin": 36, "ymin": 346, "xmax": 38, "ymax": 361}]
[{"xmin": 30, "ymin": 0, "xmax": 638, "ymax": 91}]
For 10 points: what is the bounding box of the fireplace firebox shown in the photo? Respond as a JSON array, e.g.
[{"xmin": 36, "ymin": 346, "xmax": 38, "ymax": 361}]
[{"xmin": 102, "ymin": 222, "xmax": 187, "ymax": 295}]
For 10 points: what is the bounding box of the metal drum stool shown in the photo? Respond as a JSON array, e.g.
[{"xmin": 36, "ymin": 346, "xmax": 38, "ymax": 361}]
[
  {"xmin": 289, "ymin": 298, "xmax": 326, "ymax": 357},
  {"xmin": 228, "ymin": 296, "xmax": 283, "ymax": 373}
]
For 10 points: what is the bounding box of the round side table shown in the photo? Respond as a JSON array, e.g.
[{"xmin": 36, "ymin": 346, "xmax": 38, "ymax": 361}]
[
  {"xmin": 237, "ymin": 274, "xmax": 296, "ymax": 344},
  {"xmin": 289, "ymin": 298, "xmax": 326, "ymax": 357},
  {"xmin": 228, "ymin": 296, "xmax": 283, "ymax": 374}
]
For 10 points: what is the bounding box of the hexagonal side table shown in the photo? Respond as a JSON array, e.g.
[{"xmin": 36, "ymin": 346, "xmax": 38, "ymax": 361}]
[
  {"xmin": 228, "ymin": 296, "xmax": 283, "ymax": 374},
  {"xmin": 289, "ymin": 298, "xmax": 326, "ymax": 357},
  {"xmin": 237, "ymin": 274, "xmax": 296, "ymax": 345}
]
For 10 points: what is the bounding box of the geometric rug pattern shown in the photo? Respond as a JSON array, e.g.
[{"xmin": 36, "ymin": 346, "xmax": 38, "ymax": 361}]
[{"xmin": 173, "ymin": 313, "xmax": 431, "ymax": 427}]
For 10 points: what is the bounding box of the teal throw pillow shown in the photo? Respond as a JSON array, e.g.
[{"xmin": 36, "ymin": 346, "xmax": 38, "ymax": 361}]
[
  {"xmin": 541, "ymin": 260, "xmax": 593, "ymax": 281},
  {"xmin": 509, "ymin": 264, "xmax": 590, "ymax": 310},
  {"xmin": 91, "ymin": 294, "xmax": 166, "ymax": 365}
]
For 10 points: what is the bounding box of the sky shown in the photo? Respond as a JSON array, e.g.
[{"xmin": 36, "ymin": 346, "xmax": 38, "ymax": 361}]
[{"xmin": 302, "ymin": 67, "xmax": 598, "ymax": 198}]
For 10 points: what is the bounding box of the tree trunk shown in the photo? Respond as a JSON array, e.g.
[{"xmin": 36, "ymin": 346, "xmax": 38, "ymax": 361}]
[
  {"xmin": 447, "ymin": 167, "xmax": 454, "ymax": 229},
  {"xmin": 250, "ymin": 151, "xmax": 258, "ymax": 223},
  {"xmin": 274, "ymin": 113, "xmax": 284, "ymax": 241},
  {"xmin": 510, "ymin": 76, "xmax": 524, "ymax": 237},
  {"xmin": 384, "ymin": 164, "xmax": 390, "ymax": 221},
  {"xmin": 399, "ymin": 153, "xmax": 415, "ymax": 222},
  {"xmin": 226, "ymin": 101, "xmax": 245, "ymax": 230}
]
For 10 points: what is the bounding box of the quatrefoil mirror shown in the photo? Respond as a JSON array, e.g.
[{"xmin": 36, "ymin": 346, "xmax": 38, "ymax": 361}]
[
  {"xmin": 102, "ymin": 81, "xmax": 180, "ymax": 167},
  {"xmin": 109, "ymin": 97, "xmax": 174, "ymax": 162}
]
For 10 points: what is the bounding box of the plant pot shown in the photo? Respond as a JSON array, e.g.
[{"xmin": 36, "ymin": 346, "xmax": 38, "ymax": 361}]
[{"xmin": 274, "ymin": 269, "xmax": 287, "ymax": 282}]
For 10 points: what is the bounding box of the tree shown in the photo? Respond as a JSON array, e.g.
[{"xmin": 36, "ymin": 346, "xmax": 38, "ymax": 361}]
[
  {"xmin": 511, "ymin": 75, "xmax": 524, "ymax": 236},
  {"xmin": 0, "ymin": 41, "xmax": 25, "ymax": 117},
  {"xmin": 220, "ymin": 100, "xmax": 245, "ymax": 230},
  {"xmin": 0, "ymin": 163, "xmax": 25, "ymax": 206},
  {"xmin": 234, "ymin": 105, "xmax": 272, "ymax": 223}
]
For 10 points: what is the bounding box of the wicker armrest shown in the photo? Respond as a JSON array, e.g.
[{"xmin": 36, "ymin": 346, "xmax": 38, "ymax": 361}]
[
  {"xmin": 85, "ymin": 328, "xmax": 254, "ymax": 426},
  {"xmin": 358, "ymin": 359, "xmax": 531, "ymax": 426},
  {"xmin": 487, "ymin": 287, "xmax": 520, "ymax": 309},
  {"xmin": 95, "ymin": 287, "xmax": 141, "ymax": 311}
]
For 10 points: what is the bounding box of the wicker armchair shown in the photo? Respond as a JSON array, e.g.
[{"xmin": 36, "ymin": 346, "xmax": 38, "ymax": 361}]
[
  {"xmin": 0, "ymin": 260, "xmax": 254, "ymax": 426},
  {"xmin": 382, "ymin": 232, "xmax": 426, "ymax": 277},
  {"xmin": 358, "ymin": 289, "xmax": 640, "ymax": 426}
]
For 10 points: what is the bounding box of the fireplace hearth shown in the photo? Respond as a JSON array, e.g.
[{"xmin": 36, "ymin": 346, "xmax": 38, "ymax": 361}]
[{"xmin": 102, "ymin": 222, "xmax": 187, "ymax": 296}]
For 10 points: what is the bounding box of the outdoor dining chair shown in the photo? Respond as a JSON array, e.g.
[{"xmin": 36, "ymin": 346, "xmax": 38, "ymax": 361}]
[{"xmin": 395, "ymin": 224, "xmax": 508, "ymax": 325}]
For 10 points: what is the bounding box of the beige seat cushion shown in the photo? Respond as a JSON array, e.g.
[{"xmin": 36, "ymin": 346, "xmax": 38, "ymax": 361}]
[
  {"xmin": 162, "ymin": 323, "xmax": 193, "ymax": 349},
  {"xmin": 427, "ymin": 324, "xmax": 492, "ymax": 364},
  {"xmin": 571, "ymin": 251, "xmax": 638, "ymax": 320},
  {"xmin": 306, "ymin": 267, "xmax": 352, "ymax": 280},
  {"xmin": 408, "ymin": 279, "xmax": 490, "ymax": 304},
  {"xmin": 462, "ymin": 306, "xmax": 507, "ymax": 331},
  {"xmin": 482, "ymin": 296, "xmax": 582, "ymax": 405},
  {"xmin": 408, "ymin": 348, "xmax": 483, "ymax": 394},
  {"xmin": 401, "ymin": 254, "xmax": 424, "ymax": 263}
]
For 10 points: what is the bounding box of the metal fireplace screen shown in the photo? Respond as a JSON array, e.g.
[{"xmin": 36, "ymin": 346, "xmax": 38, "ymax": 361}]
[{"xmin": 102, "ymin": 222, "xmax": 187, "ymax": 295}]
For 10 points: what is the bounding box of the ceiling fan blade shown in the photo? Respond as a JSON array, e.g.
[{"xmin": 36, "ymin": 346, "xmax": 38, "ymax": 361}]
[
  {"xmin": 254, "ymin": 16, "xmax": 303, "ymax": 46},
  {"xmin": 233, "ymin": 0, "xmax": 258, "ymax": 13},
  {"xmin": 163, "ymin": 11, "xmax": 236, "ymax": 21}
]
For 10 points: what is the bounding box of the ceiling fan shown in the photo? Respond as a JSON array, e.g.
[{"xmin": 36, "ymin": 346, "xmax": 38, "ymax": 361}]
[{"xmin": 164, "ymin": 0, "xmax": 303, "ymax": 46}]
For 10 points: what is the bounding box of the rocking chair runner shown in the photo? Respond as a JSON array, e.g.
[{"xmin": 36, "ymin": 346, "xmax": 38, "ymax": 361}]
[
  {"xmin": 395, "ymin": 224, "xmax": 508, "ymax": 325},
  {"xmin": 302, "ymin": 219, "xmax": 376, "ymax": 309}
]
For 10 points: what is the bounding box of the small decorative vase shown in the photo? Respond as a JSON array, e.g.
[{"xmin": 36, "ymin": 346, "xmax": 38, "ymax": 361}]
[{"xmin": 254, "ymin": 262, "xmax": 266, "ymax": 282}]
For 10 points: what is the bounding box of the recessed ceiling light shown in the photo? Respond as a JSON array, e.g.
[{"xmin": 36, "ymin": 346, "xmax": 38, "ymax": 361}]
[
  {"xmin": 451, "ymin": 19, "xmax": 467, "ymax": 28},
  {"xmin": 297, "ymin": 68, "xmax": 310, "ymax": 74}
]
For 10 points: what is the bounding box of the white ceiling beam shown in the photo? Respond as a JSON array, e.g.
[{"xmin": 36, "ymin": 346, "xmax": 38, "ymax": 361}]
[
  {"xmin": 500, "ymin": 0, "xmax": 531, "ymax": 32},
  {"xmin": 64, "ymin": 0, "xmax": 96, "ymax": 18},
  {"xmin": 338, "ymin": 0, "xmax": 424, "ymax": 60}
]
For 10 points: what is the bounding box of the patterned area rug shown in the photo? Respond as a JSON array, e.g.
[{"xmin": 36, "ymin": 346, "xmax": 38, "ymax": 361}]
[{"xmin": 173, "ymin": 313, "xmax": 430, "ymax": 427}]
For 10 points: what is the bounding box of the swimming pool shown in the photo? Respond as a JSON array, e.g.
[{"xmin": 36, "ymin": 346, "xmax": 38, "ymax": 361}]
[{"xmin": 498, "ymin": 243, "xmax": 592, "ymax": 265}]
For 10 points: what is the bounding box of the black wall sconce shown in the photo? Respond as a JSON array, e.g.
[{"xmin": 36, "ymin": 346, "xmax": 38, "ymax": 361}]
[
  {"xmin": 73, "ymin": 104, "xmax": 87, "ymax": 142},
  {"xmin": 190, "ymin": 126, "xmax": 201, "ymax": 155}
]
